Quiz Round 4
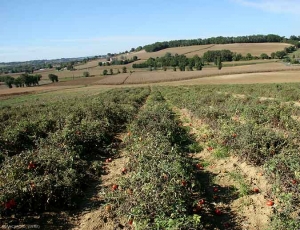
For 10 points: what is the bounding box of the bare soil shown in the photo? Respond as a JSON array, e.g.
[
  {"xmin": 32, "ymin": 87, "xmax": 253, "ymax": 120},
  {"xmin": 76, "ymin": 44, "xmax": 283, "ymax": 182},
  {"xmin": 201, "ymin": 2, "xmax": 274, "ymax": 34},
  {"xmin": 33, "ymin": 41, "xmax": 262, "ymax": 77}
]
[{"xmin": 175, "ymin": 107, "xmax": 273, "ymax": 230}]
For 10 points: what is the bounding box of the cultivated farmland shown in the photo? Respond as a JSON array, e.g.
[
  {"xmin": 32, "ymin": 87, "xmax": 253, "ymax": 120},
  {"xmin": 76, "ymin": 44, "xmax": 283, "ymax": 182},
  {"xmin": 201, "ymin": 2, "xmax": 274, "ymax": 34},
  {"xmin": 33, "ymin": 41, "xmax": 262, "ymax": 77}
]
[
  {"xmin": 1, "ymin": 84, "xmax": 300, "ymax": 229},
  {"xmin": 115, "ymin": 43, "xmax": 291, "ymax": 61}
]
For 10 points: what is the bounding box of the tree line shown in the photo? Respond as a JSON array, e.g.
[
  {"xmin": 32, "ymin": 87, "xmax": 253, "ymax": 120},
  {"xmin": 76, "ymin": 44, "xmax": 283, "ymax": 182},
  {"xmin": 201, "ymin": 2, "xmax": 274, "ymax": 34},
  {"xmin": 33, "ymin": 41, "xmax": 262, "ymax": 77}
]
[
  {"xmin": 132, "ymin": 46, "xmax": 297, "ymax": 70},
  {"xmin": 0, "ymin": 74, "xmax": 42, "ymax": 88},
  {"xmin": 142, "ymin": 34, "xmax": 300, "ymax": 52}
]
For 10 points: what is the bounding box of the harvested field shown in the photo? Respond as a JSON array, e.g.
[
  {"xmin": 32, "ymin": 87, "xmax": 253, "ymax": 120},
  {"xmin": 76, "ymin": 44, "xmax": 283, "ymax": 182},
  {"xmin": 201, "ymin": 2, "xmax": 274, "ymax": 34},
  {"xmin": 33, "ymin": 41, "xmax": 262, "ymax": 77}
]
[
  {"xmin": 96, "ymin": 73, "xmax": 131, "ymax": 85},
  {"xmin": 116, "ymin": 43, "xmax": 291, "ymax": 60},
  {"xmin": 109, "ymin": 63, "xmax": 300, "ymax": 84}
]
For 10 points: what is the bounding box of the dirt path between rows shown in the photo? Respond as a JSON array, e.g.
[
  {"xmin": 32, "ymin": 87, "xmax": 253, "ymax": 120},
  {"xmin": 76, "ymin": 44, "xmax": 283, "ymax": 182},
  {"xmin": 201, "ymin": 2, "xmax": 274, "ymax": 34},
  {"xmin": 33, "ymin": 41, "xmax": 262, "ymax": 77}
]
[
  {"xmin": 72, "ymin": 134, "xmax": 132, "ymax": 230},
  {"xmin": 174, "ymin": 107, "xmax": 274, "ymax": 230}
]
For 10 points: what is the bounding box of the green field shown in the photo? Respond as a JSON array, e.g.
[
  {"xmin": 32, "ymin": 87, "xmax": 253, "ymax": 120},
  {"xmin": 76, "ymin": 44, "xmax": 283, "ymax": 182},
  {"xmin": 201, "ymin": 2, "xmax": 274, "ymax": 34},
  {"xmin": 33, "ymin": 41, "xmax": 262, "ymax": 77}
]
[{"xmin": 1, "ymin": 84, "xmax": 300, "ymax": 229}]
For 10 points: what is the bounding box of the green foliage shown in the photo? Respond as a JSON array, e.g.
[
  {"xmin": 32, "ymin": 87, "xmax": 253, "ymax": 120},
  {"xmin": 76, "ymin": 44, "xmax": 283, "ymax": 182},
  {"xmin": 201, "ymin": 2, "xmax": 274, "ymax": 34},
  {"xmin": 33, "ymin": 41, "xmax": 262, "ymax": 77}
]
[
  {"xmin": 0, "ymin": 87, "xmax": 150, "ymax": 215},
  {"xmin": 48, "ymin": 74, "xmax": 58, "ymax": 83},
  {"xmin": 103, "ymin": 69, "xmax": 108, "ymax": 75}
]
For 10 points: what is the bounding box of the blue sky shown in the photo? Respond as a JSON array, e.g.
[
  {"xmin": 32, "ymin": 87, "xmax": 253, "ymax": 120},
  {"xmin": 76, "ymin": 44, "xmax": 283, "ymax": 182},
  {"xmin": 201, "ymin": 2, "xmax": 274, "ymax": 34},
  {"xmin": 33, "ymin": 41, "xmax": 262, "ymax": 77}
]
[{"xmin": 1, "ymin": 0, "xmax": 299, "ymax": 62}]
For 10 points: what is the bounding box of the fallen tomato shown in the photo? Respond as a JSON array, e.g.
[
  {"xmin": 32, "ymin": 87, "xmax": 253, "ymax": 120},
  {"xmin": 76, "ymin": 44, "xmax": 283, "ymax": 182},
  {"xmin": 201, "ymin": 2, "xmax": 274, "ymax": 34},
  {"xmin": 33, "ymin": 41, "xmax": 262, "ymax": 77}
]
[
  {"xmin": 266, "ymin": 200, "xmax": 274, "ymax": 206},
  {"xmin": 253, "ymin": 188, "xmax": 259, "ymax": 193},
  {"xmin": 112, "ymin": 184, "xmax": 118, "ymax": 191},
  {"xmin": 128, "ymin": 218, "xmax": 134, "ymax": 225},
  {"xmin": 181, "ymin": 180, "xmax": 187, "ymax": 187}
]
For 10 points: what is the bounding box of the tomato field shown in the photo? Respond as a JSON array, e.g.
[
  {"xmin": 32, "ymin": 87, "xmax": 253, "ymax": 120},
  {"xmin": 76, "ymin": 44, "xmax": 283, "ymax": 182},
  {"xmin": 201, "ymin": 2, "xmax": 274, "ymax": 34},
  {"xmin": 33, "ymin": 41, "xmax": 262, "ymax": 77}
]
[{"xmin": 1, "ymin": 83, "xmax": 300, "ymax": 229}]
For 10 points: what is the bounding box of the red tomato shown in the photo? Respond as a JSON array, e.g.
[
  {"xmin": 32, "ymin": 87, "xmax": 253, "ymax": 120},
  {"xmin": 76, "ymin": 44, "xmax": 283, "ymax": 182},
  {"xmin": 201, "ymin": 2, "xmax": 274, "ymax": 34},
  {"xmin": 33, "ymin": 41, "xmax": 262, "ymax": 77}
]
[
  {"xmin": 232, "ymin": 133, "xmax": 237, "ymax": 138},
  {"xmin": 207, "ymin": 147, "xmax": 213, "ymax": 151},
  {"xmin": 112, "ymin": 184, "xmax": 118, "ymax": 191},
  {"xmin": 128, "ymin": 218, "xmax": 133, "ymax": 225},
  {"xmin": 27, "ymin": 161, "xmax": 36, "ymax": 170},
  {"xmin": 121, "ymin": 168, "xmax": 127, "ymax": 174},
  {"xmin": 253, "ymin": 188, "xmax": 259, "ymax": 193},
  {"xmin": 292, "ymin": 179, "xmax": 297, "ymax": 184},
  {"xmin": 9, "ymin": 199, "xmax": 16, "ymax": 207},
  {"xmin": 181, "ymin": 180, "xmax": 187, "ymax": 187},
  {"xmin": 108, "ymin": 158, "xmax": 112, "ymax": 162},
  {"xmin": 266, "ymin": 200, "xmax": 274, "ymax": 206},
  {"xmin": 213, "ymin": 187, "xmax": 218, "ymax": 192},
  {"xmin": 198, "ymin": 199, "xmax": 205, "ymax": 205},
  {"xmin": 196, "ymin": 163, "xmax": 203, "ymax": 170},
  {"xmin": 215, "ymin": 209, "xmax": 222, "ymax": 215}
]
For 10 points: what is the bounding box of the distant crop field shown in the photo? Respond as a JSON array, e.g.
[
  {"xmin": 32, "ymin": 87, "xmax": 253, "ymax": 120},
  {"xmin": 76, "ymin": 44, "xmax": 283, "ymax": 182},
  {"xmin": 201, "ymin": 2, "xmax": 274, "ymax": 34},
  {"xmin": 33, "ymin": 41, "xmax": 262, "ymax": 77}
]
[
  {"xmin": 120, "ymin": 43, "xmax": 291, "ymax": 60},
  {"xmin": 98, "ymin": 63, "xmax": 300, "ymax": 84}
]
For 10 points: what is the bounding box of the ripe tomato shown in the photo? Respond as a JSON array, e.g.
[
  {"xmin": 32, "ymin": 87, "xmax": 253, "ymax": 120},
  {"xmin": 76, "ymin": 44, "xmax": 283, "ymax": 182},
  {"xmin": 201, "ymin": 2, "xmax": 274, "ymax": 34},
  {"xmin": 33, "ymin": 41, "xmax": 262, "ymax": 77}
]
[
  {"xmin": 198, "ymin": 199, "xmax": 205, "ymax": 205},
  {"xmin": 108, "ymin": 158, "xmax": 112, "ymax": 162},
  {"xmin": 253, "ymin": 188, "xmax": 259, "ymax": 193},
  {"xmin": 207, "ymin": 147, "xmax": 213, "ymax": 151},
  {"xmin": 266, "ymin": 200, "xmax": 274, "ymax": 206},
  {"xmin": 121, "ymin": 168, "xmax": 127, "ymax": 174},
  {"xmin": 27, "ymin": 161, "xmax": 36, "ymax": 170},
  {"xmin": 214, "ymin": 209, "xmax": 222, "ymax": 215},
  {"xmin": 196, "ymin": 163, "xmax": 203, "ymax": 170},
  {"xmin": 128, "ymin": 218, "xmax": 133, "ymax": 225},
  {"xmin": 181, "ymin": 180, "xmax": 187, "ymax": 187},
  {"xmin": 213, "ymin": 187, "xmax": 218, "ymax": 192},
  {"xmin": 112, "ymin": 184, "xmax": 118, "ymax": 191},
  {"xmin": 232, "ymin": 133, "xmax": 237, "ymax": 138},
  {"xmin": 292, "ymin": 179, "xmax": 297, "ymax": 184}
]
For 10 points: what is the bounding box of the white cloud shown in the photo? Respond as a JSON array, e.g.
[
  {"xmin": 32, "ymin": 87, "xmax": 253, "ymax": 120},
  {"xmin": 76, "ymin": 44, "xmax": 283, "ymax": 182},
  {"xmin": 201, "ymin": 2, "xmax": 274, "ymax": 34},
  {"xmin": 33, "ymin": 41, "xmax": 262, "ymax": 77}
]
[{"xmin": 233, "ymin": 0, "xmax": 300, "ymax": 14}]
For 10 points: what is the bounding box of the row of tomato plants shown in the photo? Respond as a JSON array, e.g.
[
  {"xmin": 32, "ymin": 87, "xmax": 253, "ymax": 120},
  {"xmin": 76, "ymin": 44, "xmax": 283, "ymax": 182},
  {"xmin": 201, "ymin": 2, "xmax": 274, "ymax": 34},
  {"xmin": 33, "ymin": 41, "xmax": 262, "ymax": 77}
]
[
  {"xmin": 160, "ymin": 85, "xmax": 300, "ymax": 229},
  {"xmin": 0, "ymin": 88, "xmax": 150, "ymax": 217},
  {"xmin": 104, "ymin": 91, "xmax": 209, "ymax": 229}
]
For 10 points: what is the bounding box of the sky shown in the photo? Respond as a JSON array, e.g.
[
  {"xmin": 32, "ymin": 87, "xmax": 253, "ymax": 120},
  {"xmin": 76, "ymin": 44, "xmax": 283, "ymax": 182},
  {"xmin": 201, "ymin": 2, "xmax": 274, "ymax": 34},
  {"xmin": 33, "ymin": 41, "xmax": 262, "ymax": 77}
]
[{"xmin": 0, "ymin": 0, "xmax": 299, "ymax": 62}]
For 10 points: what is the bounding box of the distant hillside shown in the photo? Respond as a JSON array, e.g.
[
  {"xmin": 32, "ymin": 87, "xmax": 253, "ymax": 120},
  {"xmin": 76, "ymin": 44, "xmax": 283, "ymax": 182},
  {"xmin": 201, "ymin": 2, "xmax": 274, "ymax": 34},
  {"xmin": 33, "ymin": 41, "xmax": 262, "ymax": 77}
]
[{"xmin": 139, "ymin": 34, "xmax": 300, "ymax": 53}]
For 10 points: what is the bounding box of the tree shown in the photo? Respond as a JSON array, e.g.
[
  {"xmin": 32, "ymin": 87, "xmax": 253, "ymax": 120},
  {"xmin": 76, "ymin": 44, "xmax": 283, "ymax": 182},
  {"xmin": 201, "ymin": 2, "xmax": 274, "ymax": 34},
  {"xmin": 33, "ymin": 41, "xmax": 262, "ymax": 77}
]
[
  {"xmin": 98, "ymin": 62, "xmax": 103, "ymax": 66},
  {"xmin": 48, "ymin": 74, "xmax": 58, "ymax": 82},
  {"xmin": 260, "ymin": 53, "xmax": 269, "ymax": 59},
  {"xmin": 83, "ymin": 71, "xmax": 90, "ymax": 78},
  {"xmin": 110, "ymin": 69, "xmax": 113, "ymax": 75},
  {"xmin": 275, "ymin": 51, "xmax": 287, "ymax": 59},
  {"xmin": 246, "ymin": 53, "xmax": 253, "ymax": 60},
  {"xmin": 163, "ymin": 66, "xmax": 167, "ymax": 71},
  {"xmin": 46, "ymin": 64, "xmax": 53, "ymax": 69},
  {"xmin": 122, "ymin": 67, "xmax": 127, "ymax": 73},
  {"xmin": 4, "ymin": 76, "xmax": 14, "ymax": 88},
  {"xmin": 271, "ymin": 52, "xmax": 276, "ymax": 59},
  {"xmin": 217, "ymin": 56, "xmax": 222, "ymax": 70},
  {"xmin": 132, "ymin": 56, "xmax": 138, "ymax": 61},
  {"xmin": 103, "ymin": 70, "xmax": 108, "ymax": 75}
]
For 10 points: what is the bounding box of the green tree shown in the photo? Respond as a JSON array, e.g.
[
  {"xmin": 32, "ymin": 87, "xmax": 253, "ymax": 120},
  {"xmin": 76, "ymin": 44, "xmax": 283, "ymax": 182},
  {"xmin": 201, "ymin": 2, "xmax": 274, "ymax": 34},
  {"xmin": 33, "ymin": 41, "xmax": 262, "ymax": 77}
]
[
  {"xmin": 103, "ymin": 70, "xmax": 108, "ymax": 75},
  {"xmin": 48, "ymin": 74, "xmax": 58, "ymax": 82},
  {"xmin": 271, "ymin": 52, "xmax": 276, "ymax": 59},
  {"xmin": 217, "ymin": 56, "xmax": 222, "ymax": 70},
  {"xmin": 122, "ymin": 67, "xmax": 127, "ymax": 73},
  {"xmin": 110, "ymin": 69, "xmax": 113, "ymax": 75},
  {"xmin": 98, "ymin": 62, "xmax": 103, "ymax": 66},
  {"xmin": 83, "ymin": 71, "xmax": 90, "ymax": 78},
  {"xmin": 260, "ymin": 53, "xmax": 269, "ymax": 59}
]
